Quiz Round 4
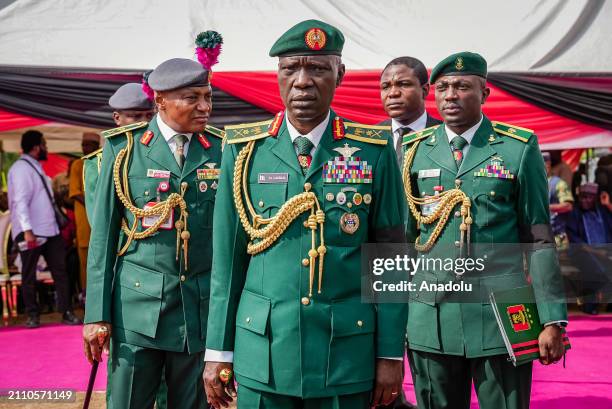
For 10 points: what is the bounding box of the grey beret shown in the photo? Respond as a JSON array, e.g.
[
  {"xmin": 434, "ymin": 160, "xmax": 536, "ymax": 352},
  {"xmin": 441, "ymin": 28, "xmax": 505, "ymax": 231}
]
[
  {"xmin": 147, "ymin": 58, "xmax": 209, "ymax": 91},
  {"xmin": 108, "ymin": 83, "xmax": 154, "ymax": 110}
]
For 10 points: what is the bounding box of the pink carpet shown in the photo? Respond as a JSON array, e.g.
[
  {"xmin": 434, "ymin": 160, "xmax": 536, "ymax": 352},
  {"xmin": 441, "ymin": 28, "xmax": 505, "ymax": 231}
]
[
  {"xmin": 0, "ymin": 314, "xmax": 611, "ymax": 409},
  {"xmin": 0, "ymin": 323, "xmax": 107, "ymax": 391}
]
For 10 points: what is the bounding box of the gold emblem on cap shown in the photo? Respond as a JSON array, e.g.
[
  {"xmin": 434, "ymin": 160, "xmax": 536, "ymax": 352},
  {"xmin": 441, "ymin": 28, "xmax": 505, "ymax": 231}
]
[
  {"xmin": 305, "ymin": 28, "xmax": 327, "ymax": 51},
  {"xmin": 455, "ymin": 57, "xmax": 464, "ymax": 70}
]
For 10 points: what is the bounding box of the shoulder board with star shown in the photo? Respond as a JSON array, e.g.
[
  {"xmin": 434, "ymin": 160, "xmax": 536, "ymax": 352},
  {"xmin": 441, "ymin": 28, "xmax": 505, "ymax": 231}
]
[
  {"xmin": 100, "ymin": 121, "xmax": 148, "ymax": 139},
  {"xmin": 491, "ymin": 121, "xmax": 534, "ymax": 143},
  {"xmin": 82, "ymin": 147, "xmax": 103, "ymax": 160},
  {"xmin": 225, "ymin": 118, "xmax": 275, "ymax": 144},
  {"xmin": 343, "ymin": 122, "xmax": 389, "ymax": 145},
  {"xmin": 204, "ymin": 124, "xmax": 225, "ymax": 139},
  {"xmin": 402, "ymin": 125, "xmax": 440, "ymax": 146}
]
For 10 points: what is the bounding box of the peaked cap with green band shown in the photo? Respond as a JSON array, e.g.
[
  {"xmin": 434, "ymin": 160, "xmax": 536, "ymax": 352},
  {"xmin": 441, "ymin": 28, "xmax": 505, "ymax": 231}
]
[
  {"xmin": 269, "ymin": 19, "xmax": 345, "ymax": 57},
  {"xmin": 430, "ymin": 51, "xmax": 487, "ymax": 84}
]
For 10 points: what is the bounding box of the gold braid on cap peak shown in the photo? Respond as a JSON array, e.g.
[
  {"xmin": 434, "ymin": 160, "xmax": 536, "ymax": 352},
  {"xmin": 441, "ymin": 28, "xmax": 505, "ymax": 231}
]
[
  {"xmin": 402, "ymin": 140, "xmax": 472, "ymax": 253},
  {"xmin": 233, "ymin": 140, "xmax": 326, "ymax": 297},
  {"xmin": 112, "ymin": 131, "xmax": 190, "ymax": 270}
]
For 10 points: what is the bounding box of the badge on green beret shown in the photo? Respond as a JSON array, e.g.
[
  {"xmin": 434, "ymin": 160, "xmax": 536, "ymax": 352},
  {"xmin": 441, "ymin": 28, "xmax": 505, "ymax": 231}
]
[
  {"xmin": 430, "ymin": 51, "xmax": 487, "ymax": 84},
  {"xmin": 269, "ymin": 19, "xmax": 345, "ymax": 57}
]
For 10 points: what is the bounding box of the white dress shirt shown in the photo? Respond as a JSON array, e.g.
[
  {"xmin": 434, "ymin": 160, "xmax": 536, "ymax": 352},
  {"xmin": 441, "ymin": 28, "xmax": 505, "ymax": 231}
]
[
  {"xmin": 156, "ymin": 115, "xmax": 192, "ymax": 156},
  {"xmin": 391, "ymin": 110, "xmax": 428, "ymax": 148},
  {"xmin": 8, "ymin": 154, "xmax": 59, "ymax": 239},
  {"xmin": 286, "ymin": 110, "xmax": 331, "ymax": 155},
  {"xmin": 444, "ymin": 115, "xmax": 483, "ymax": 157}
]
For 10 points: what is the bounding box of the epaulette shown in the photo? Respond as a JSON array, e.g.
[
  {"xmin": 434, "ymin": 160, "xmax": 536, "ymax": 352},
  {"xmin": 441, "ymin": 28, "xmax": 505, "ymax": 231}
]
[
  {"xmin": 492, "ymin": 121, "xmax": 534, "ymax": 143},
  {"xmin": 82, "ymin": 147, "xmax": 103, "ymax": 160},
  {"xmin": 225, "ymin": 119, "xmax": 274, "ymax": 144},
  {"xmin": 101, "ymin": 121, "xmax": 148, "ymax": 139},
  {"xmin": 343, "ymin": 122, "xmax": 389, "ymax": 145},
  {"xmin": 402, "ymin": 125, "xmax": 440, "ymax": 146},
  {"xmin": 205, "ymin": 124, "xmax": 225, "ymax": 139}
]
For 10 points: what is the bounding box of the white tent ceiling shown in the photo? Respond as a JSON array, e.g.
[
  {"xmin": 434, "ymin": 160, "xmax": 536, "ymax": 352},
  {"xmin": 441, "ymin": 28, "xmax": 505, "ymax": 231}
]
[{"xmin": 0, "ymin": 0, "xmax": 610, "ymax": 72}]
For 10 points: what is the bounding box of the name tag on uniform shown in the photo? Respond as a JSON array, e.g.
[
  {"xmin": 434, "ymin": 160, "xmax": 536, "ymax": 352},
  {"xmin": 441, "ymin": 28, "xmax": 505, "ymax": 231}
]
[
  {"xmin": 258, "ymin": 173, "xmax": 288, "ymax": 184},
  {"xmin": 147, "ymin": 169, "xmax": 171, "ymax": 179},
  {"xmin": 421, "ymin": 199, "xmax": 441, "ymax": 217},
  {"xmin": 418, "ymin": 169, "xmax": 441, "ymax": 179},
  {"xmin": 141, "ymin": 202, "xmax": 174, "ymax": 230}
]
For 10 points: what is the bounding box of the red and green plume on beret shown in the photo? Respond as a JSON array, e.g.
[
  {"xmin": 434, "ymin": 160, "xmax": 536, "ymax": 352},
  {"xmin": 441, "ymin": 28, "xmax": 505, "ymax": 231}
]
[{"xmin": 195, "ymin": 30, "xmax": 223, "ymax": 71}]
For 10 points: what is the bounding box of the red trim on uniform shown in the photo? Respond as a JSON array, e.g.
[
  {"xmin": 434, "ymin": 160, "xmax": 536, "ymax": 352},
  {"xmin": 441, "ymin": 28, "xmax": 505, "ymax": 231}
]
[
  {"xmin": 140, "ymin": 130, "xmax": 154, "ymax": 146},
  {"xmin": 268, "ymin": 111, "xmax": 284, "ymax": 137},
  {"xmin": 333, "ymin": 117, "xmax": 345, "ymax": 140},
  {"xmin": 198, "ymin": 133, "xmax": 211, "ymax": 149}
]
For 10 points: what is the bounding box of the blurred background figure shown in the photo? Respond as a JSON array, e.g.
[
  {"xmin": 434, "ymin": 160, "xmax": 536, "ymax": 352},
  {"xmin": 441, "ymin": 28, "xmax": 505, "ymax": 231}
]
[
  {"xmin": 7, "ymin": 130, "xmax": 82, "ymax": 328},
  {"xmin": 68, "ymin": 132, "xmax": 100, "ymax": 302},
  {"xmin": 544, "ymin": 151, "xmax": 573, "ymax": 250},
  {"xmin": 566, "ymin": 182, "xmax": 612, "ymax": 315}
]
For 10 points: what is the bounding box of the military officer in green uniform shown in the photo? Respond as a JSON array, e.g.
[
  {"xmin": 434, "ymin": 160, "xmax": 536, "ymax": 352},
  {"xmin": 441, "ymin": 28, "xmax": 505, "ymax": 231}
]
[
  {"xmin": 83, "ymin": 82, "xmax": 155, "ymax": 223},
  {"xmin": 82, "ymin": 56, "xmax": 224, "ymax": 409},
  {"xmin": 203, "ymin": 20, "xmax": 407, "ymax": 409},
  {"xmin": 401, "ymin": 52, "xmax": 568, "ymax": 409}
]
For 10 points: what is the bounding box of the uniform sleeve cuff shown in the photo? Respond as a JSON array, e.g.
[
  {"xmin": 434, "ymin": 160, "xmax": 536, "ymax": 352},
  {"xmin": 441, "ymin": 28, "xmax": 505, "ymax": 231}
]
[
  {"xmin": 544, "ymin": 320, "xmax": 568, "ymax": 327},
  {"xmin": 204, "ymin": 349, "xmax": 234, "ymax": 363}
]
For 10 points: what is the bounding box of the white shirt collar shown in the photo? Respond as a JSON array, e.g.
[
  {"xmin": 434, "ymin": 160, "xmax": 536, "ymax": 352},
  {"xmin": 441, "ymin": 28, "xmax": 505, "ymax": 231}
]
[
  {"xmin": 391, "ymin": 110, "xmax": 428, "ymax": 134},
  {"xmin": 156, "ymin": 114, "xmax": 192, "ymax": 144},
  {"xmin": 445, "ymin": 115, "xmax": 484, "ymax": 145},
  {"xmin": 286, "ymin": 110, "xmax": 331, "ymax": 149}
]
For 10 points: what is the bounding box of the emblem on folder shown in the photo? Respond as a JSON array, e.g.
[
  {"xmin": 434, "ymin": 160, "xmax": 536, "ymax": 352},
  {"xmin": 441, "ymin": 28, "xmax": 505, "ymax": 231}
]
[{"xmin": 507, "ymin": 304, "xmax": 531, "ymax": 332}]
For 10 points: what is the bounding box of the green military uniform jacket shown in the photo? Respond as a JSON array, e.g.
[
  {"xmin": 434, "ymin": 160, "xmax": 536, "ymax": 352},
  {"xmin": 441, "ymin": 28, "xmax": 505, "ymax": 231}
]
[
  {"xmin": 403, "ymin": 116, "xmax": 567, "ymax": 358},
  {"xmin": 84, "ymin": 116, "xmax": 224, "ymax": 353},
  {"xmin": 83, "ymin": 148, "xmax": 103, "ymax": 224},
  {"xmin": 206, "ymin": 111, "xmax": 408, "ymax": 398}
]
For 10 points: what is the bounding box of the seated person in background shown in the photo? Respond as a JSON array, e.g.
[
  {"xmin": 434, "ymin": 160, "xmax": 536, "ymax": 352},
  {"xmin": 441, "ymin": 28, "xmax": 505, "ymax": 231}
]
[{"xmin": 566, "ymin": 182, "xmax": 612, "ymax": 314}]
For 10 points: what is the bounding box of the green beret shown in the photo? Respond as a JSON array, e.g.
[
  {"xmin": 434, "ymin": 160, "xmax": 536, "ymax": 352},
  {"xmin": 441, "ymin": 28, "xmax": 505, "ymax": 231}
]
[
  {"xmin": 430, "ymin": 52, "xmax": 487, "ymax": 84},
  {"xmin": 269, "ymin": 19, "xmax": 344, "ymax": 57}
]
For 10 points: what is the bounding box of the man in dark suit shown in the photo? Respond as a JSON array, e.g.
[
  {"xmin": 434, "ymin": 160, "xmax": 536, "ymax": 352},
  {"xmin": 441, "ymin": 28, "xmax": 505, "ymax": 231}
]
[
  {"xmin": 380, "ymin": 56, "xmax": 442, "ymax": 165},
  {"xmin": 379, "ymin": 56, "xmax": 441, "ymax": 409}
]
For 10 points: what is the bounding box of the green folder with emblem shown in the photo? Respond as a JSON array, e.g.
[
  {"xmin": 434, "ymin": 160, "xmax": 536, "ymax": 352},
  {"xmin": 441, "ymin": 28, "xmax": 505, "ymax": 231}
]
[{"xmin": 489, "ymin": 285, "xmax": 570, "ymax": 366}]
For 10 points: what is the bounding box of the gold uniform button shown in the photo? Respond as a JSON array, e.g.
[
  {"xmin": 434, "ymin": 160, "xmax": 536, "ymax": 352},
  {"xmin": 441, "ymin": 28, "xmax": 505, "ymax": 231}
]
[
  {"xmin": 301, "ymin": 297, "xmax": 310, "ymax": 306},
  {"xmin": 455, "ymin": 179, "xmax": 462, "ymax": 186},
  {"xmin": 454, "ymin": 241, "xmax": 460, "ymax": 247},
  {"xmin": 455, "ymin": 211, "xmax": 461, "ymax": 217},
  {"xmin": 490, "ymin": 191, "xmax": 496, "ymax": 197},
  {"xmin": 357, "ymin": 320, "xmax": 364, "ymax": 327},
  {"xmin": 302, "ymin": 258, "xmax": 309, "ymax": 266},
  {"xmin": 134, "ymin": 281, "xmax": 140, "ymax": 288},
  {"xmin": 304, "ymin": 182, "xmax": 312, "ymax": 191},
  {"xmin": 258, "ymin": 200, "xmax": 265, "ymax": 208},
  {"xmin": 347, "ymin": 202, "xmax": 353, "ymax": 209},
  {"xmin": 303, "ymin": 220, "xmax": 309, "ymax": 228},
  {"xmin": 180, "ymin": 275, "xmax": 186, "ymax": 282},
  {"xmin": 245, "ymin": 317, "xmax": 251, "ymax": 323},
  {"xmin": 144, "ymin": 190, "xmax": 149, "ymax": 196}
]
